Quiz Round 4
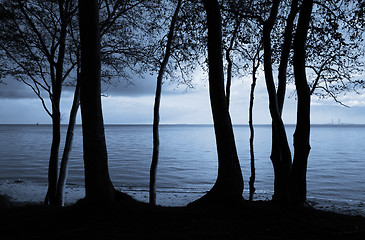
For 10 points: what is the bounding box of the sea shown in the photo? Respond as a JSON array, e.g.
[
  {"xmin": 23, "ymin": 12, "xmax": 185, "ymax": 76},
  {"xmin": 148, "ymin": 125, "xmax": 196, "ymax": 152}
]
[{"xmin": 0, "ymin": 124, "xmax": 364, "ymax": 213}]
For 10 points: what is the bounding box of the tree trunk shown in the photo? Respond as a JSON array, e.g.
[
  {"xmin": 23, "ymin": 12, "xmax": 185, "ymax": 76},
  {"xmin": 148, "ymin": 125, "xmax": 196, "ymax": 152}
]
[
  {"xmin": 150, "ymin": 0, "xmax": 182, "ymax": 206},
  {"xmin": 277, "ymin": 0, "xmax": 299, "ymax": 111},
  {"xmin": 78, "ymin": 0, "xmax": 115, "ymax": 203},
  {"xmin": 189, "ymin": 0, "xmax": 243, "ymax": 207},
  {"xmin": 44, "ymin": 101, "xmax": 61, "ymax": 205},
  {"xmin": 55, "ymin": 82, "xmax": 80, "ymax": 206},
  {"xmin": 248, "ymin": 48, "xmax": 260, "ymax": 201},
  {"xmin": 271, "ymin": 0, "xmax": 299, "ymax": 205},
  {"xmin": 263, "ymin": 0, "xmax": 292, "ymax": 204},
  {"xmin": 44, "ymin": 0, "xmax": 70, "ymax": 206},
  {"xmin": 270, "ymin": 0, "xmax": 300, "ymax": 205},
  {"xmin": 225, "ymin": 18, "xmax": 240, "ymax": 111},
  {"xmin": 290, "ymin": 0, "xmax": 313, "ymax": 206}
]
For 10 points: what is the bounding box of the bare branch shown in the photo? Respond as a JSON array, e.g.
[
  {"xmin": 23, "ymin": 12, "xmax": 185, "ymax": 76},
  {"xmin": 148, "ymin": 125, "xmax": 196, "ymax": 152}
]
[
  {"xmin": 17, "ymin": 0, "xmax": 53, "ymax": 63},
  {"xmin": 20, "ymin": 76, "xmax": 53, "ymax": 117},
  {"xmin": 315, "ymin": 86, "xmax": 350, "ymax": 108}
]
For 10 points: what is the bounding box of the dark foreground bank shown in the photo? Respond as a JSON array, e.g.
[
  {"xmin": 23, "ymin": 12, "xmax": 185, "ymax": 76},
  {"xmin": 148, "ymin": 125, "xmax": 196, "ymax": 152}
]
[{"xmin": 0, "ymin": 196, "xmax": 365, "ymax": 240}]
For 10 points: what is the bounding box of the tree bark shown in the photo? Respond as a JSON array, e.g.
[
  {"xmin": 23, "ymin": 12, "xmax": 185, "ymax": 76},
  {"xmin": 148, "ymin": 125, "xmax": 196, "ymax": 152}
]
[
  {"xmin": 291, "ymin": 0, "xmax": 313, "ymax": 206},
  {"xmin": 78, "ymin": 0, "xmax": 115, "ymax": 203},
  {"xmin": 189, "ymin": 0, "xmax": 243, "ymax": 206},
  {"xmin": 150, "ymin": 0, "xmax": 182, "ymax": 206},
  {"xmin": 55, "ymin": 82, "xmax": 80, "ymax": 206}
]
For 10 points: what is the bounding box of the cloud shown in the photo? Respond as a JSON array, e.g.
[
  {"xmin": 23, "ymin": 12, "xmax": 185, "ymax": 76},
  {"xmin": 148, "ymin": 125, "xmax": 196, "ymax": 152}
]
[
  {"xmin": 101, "ymin": 75, "xmax": 155, "ymax": 97},
  {"xmin": 311, "ymin": 105, "xmax": 365, "ymax": 124},
  {"xmin": 347, "ymin": 100, "xmax": 365, "ymax": 107},
  {"xmin": 0, "ymin": 98, "xmax": 50, "ymax": 124},
  {"xmin": 0, "ymin": 78, "xmax": 36, "ymax": 99},
  {"xmin": 101, "ymin": 73, "xmax": 199, "ymax": 97},
  {"xmin": 0, "ymin": 73, "xmax": 172, "ymax": 100},
  {"xmin": 1, "ymin": 69, "xmax": 365, "ymax": 125},
  {"xmin": 341, "ymin": 90, "xmax": 365, "ymax": 107},
  {"xmin": 310, "ymin": 89, "xmax": 365, "ymax": 107},
  {"xmin": 99, "ymin": 89, "xmax": 213, "ymax": 124}
]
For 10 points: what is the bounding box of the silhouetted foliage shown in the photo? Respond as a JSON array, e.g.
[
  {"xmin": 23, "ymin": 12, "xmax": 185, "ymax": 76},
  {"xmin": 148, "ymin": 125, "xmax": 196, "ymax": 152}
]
[
  {"xmin": 306, "ymin": 0, "xmax": 365, "ymax": 105},
  {"xmin": 1, "ymin": 0, "xmax": 364, "ymax": 210},
  {"xmin": 245, "ymin": 0, "xmax": 364, "ymax": 206},
  {"xmin": 0, "ymin": 0, "xmax": 77, "ymax": 205},
  {"xmin": 0, "ymin": 0, "xmax": 151, "ymax": 206}
]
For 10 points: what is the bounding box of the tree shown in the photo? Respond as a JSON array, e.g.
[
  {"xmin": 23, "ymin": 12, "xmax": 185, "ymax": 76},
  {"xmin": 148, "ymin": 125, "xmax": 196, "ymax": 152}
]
[
  {"xmin": 55, "ymin": 81, "xmax": 80, "ymax": 206},
  {"xmin": 262, "ymin": 0, "xmax": 293, "ymax": 204},
  {"xmin": 78, "ymin": 0, "xmax": 116, "ymax": 203},
  {"xmin": 55, "ymin": 0, "xmax": 145, "ymax": 206},
  {"xmin": 260, "ymin": 0, "xmax": 363, "ymax": 206},
  {"xmin": 150, "ymin": 0, "xmax": 182, "ymax": 206},
  {"xmin": 306, "ymin": 0, "xmax": 365, "ymax": 103},
  {"xmin": 0, "ymin": 0, "xmax": 77, "ymax": 205},
  {"xmin": 290, "ymin": 0, "xmax": 313, "ymax": 206},
  {"xmin": 224, "ymin": 15, "xmax": 241, "ymax": 110},
  {"xmin": 270, "ymin": 0, "xmax": 299, "ymax": 204},
  {"xmin": 219, "ymin": 1, "xmax": 268, "ymax": 201},
  {"xmin": 54, "ymin": 3, "xmax": 81, "ymax": 206},
  {"xmin": 189, "ymin": 0, "xmax": 243, "ymax": 206},
  {"xmin": 110, "ymin": 0, "xmax": 205, "ymax": 205},
  {"xmin": 248, "ymin": 44, "xmax": 262, "ymax": 201},
  {"xmin": 78, "ymin": 0, "xmax": 137, "ymax": 204},
  {"xmin": 0, "ymin": 0, "xmax": 149, "ymax": 206}
]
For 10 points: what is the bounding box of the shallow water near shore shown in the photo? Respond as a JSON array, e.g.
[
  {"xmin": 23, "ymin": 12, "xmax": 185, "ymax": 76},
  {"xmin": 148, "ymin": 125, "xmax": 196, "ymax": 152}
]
[{"xmin": 0, "ymin": 124, "xmax": 364, "ymax": 215}]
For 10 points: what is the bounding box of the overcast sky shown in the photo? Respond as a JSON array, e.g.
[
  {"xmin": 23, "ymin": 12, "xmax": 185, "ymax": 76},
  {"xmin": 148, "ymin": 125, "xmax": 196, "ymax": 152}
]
[{"xmin": 0, "ymin": 70, "xmax": 365, "ymax": 125}]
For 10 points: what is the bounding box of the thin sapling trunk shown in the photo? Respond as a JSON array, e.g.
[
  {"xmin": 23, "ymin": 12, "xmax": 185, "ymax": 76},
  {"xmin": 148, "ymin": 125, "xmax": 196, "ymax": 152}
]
[
  {"xmin": 149, "ymin": 0, "xmax": 182, "ymax": 205},
  {"xmin": 55, "ymin": 82, "xmax": 80, "ymax": 206},
  {"xmin": 248, "ymin": 47, "xmax": 261, "ymax": 201}
]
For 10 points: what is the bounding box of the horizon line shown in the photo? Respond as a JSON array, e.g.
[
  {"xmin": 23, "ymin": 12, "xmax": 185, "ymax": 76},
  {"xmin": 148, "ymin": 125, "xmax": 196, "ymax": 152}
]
[{"xmin": 1, "ymin": 123, "xmax": 365, "ymax": 126}]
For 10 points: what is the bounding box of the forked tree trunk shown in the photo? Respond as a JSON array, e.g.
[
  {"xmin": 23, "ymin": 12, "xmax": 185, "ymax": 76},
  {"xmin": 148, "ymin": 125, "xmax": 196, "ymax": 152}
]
[
  {"xmin": 189, "ymin": 0, "xmax": 243, "ymax": 206},
  {"xmin": 44, "ymin": 0, "xmax": 70, "ymax": 206},
  {"xmin": 270, "ymin": 0, "xmax": 299, "ymax": 205},
  {"xmin": 78, "ymin": 0, "xmax": 115, "ymax": 203},
  {"xmin": 263, "ymin": 0, "xmax": 292, "ymax": 204},
  {"xmin": 55, "ymin": 82, "xmax": 80, "ymax": 206},
  {"xmin": 150, "ymin": 0, "xmax": 182, "ymax": 206},
  {"xmin": 290, "ymin": 0, "xmax": 313, "ymax": 206}
]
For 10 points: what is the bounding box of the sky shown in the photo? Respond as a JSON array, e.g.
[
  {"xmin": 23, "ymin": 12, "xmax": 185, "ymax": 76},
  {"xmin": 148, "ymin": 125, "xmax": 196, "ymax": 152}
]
[{"xmin": 1, "ymin": 68, "xmax": 365, "ymax": 125}]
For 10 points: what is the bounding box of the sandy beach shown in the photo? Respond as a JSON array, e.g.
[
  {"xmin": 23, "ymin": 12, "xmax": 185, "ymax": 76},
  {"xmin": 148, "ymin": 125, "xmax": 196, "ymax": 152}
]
[
  {"xmin": 1, "ymin": 180, "xmax": 365, "ymax": 240},
  {"xmin": 1, "ymin": 179, "xmax": 364, "ymax": 217},
  {"xmin": 0, "ymin": 179, "xmax": 204, "ymax": 206}
]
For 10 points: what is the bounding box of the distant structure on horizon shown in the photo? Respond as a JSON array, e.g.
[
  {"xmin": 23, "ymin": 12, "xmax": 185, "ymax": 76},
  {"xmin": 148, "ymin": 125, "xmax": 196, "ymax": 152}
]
[{"xmin": 330, "ymin": 118, "xmax": 344, "ymax": 125}]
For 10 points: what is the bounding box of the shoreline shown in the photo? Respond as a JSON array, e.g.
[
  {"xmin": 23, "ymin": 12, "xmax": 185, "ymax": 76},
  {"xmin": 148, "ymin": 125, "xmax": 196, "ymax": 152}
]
[{"xmin": 1, "ymin": 180, "xmax": 364, "ymax": 217}]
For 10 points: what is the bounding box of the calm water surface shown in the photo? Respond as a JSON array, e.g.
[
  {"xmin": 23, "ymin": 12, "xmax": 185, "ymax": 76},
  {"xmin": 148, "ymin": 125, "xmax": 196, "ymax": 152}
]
[{"xmin": 0, "ymin": 124, "xmax": 364, "ymax": 204}]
